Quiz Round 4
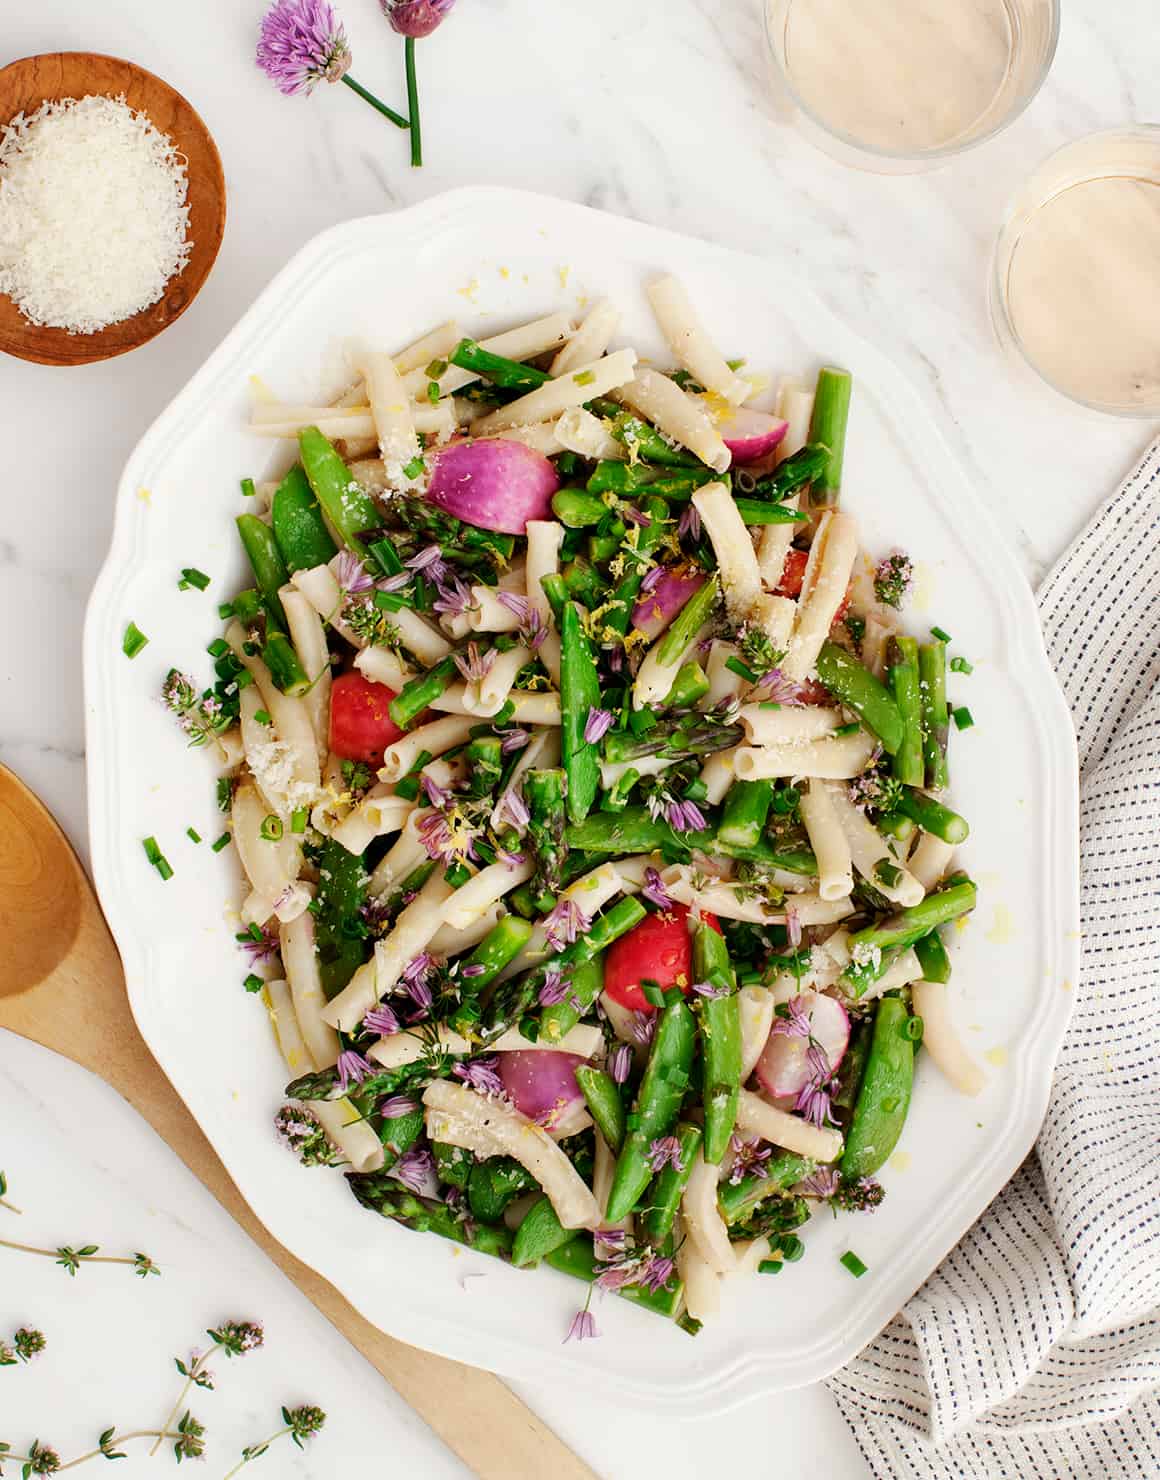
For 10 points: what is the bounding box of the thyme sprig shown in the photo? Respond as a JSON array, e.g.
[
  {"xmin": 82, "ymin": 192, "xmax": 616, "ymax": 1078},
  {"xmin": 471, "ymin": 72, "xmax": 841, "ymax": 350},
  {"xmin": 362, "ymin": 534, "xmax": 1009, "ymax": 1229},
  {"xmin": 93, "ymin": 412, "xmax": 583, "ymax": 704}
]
[
  {"xmin": 150, "ymin": 1321, "xmax": 264, "ymax": 1457},
  {"xmin": 0, "ymin": 1240, "xmax": 159, "ymax": 1279},
  {"xmin": 0, "ymin": 1419, "xmax": 202, "ymax": 1473},
  {"xmin": 0, "ymin": 1172, "xmax": 20, "ymax": 1215},
  {"xmin": 224, "ymin": 1405, "xmax": 327, "ymax": 1477}
]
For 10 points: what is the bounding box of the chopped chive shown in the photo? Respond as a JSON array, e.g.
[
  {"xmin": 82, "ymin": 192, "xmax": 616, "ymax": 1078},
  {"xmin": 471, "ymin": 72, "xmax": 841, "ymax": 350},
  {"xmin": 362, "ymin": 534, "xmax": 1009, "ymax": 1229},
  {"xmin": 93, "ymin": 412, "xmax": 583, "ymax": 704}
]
[
  {"xmin": 905, "ymin": 1014, "xmax": 925, "ymax": 1042},
  {"xmin": 493, "ymin": 700, "xmax": 516, "ymax": 725},
  {"xmin": 952, "ymin": 706, "xmax": 975, "ymax": 731},
  {"xmin": 757, "ymin": 1258, "xmax": 784, "ymax": 1275},
  {"xmin": 573, "ymin": 370, "xmax": 596, "ymax": 386},
  {"xmin": 840, "ymin": 1250, "xmax": 868, "ymax": 1278},
  {"xmin": 641, "ymin": 981, "xmax": 667, "ymax": 1009},
  {"xmin": 759, "ymin": 701, "xmax": 782, "ymax": 711},
  {"xmin": 402, "ymin": 455, "xmax": 426, "ymax": 480},
  {"xmin": 930, "ymin": 626, "xmax": 952, "ymax": 643},
  {"xmin": 179, "ymin": 567, "xmax": 211, "ymax": 592},
  {"xmin": 243, "ymin": 973, "xmax": 263, "ymax": 994},
  {"xmin": 217, "ymin": 601, "xmax": 235, "ymax": 619},
  {"xmin": 216, "ymin": 777, "xmax": 233, "ymax": 812},
  {"xmin": 874, "ymin": 860, "xmax": 903, "ymax": 888},
  {"xmin": 260, "ymin": 814, "xmax": 284, "ymax": 841},
  {"xmin": 368, "ymin": 536, "xmax": 404, "ymax": 576},
  {"xmin": 207, "ymin": 637, "xmax": 229, "ymax": 658},
  {"xmin": 290, "ymin": 807, "xmax": 308, "ymax": 835},
  {"xmin": 445, "ymin": 862, "xmax": 471, "ymax": 887},
  {"xmin": 142, "ymin": 836, "xmax": 173, "ymax": 880},
  {"xmin": 122, "ymin": 622, "xmax": 149, "ymax": 659},
  {"xmin": 833, "ymin": 721, "xmax": 861, "ymax": 737},
  {"xmin": 240, "ymin": 477, "xmax": 256, "ymax": 498},
  {"xmin": 776, "ymin": 1234, "xmax": 805, "ymax": 1262},
  {"xmin": 424, "ymin": 358, "xmax": 448, "ymax": 378},
  {"xmin": 186, "ymin": 827, "xmax": 202, "ymax": 844},
  {"xmin": 949, "ymin": 656, "xmax": 973, "ymax": 675},
  {"xmin": 253, "ymin": 709, "xmax": 273, "ymax": 726},
  {"xmin": 725, "ymin": 656, "xmax": 758, "ymax": 684},
  {"xmin": 373, "ymin": 588, "xmax": 406, "ymax": 612},
  {"xmin": 211, "ymin": 832, "xmax": 232, "ymax": 853},
  {"xmin": 426, "ymin": 380, "xmax": 440, "ymax": 405}
]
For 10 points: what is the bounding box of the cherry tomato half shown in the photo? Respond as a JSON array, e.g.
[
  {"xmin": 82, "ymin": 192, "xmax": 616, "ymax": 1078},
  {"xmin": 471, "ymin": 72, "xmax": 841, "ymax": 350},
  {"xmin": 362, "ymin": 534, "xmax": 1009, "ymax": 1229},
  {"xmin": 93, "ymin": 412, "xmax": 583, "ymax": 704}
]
[
  {"xmin": 328, "ymin": 672, "xmax": 405, "ymax": 766},
  {"xmin": 602, "ymin": 903, "xmax": 723, "ymax": 1013},
  {"xmin": 774, "ymin": 546, "xmax": 851, "ymax": 622}
]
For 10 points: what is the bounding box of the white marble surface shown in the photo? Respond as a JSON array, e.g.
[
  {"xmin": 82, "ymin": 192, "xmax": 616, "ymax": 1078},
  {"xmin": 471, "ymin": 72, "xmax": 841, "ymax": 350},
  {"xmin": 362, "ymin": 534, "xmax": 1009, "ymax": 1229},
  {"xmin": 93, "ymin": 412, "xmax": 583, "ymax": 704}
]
[{"xmin": 1, "ymin": 0, "xmax": 1156, "ymax": 1474}]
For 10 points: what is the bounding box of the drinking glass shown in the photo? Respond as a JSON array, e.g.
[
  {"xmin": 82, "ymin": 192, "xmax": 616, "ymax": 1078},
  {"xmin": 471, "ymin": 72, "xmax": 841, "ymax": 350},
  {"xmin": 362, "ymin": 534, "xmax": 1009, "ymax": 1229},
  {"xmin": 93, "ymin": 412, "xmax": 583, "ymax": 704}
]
[
  {"xmin": 990, "ymin": 127, "xmax": 1160, "ymax": 417},
  {"xmin": 763, "ymin": 0, "xmax": 1059, "ymax": 173}
]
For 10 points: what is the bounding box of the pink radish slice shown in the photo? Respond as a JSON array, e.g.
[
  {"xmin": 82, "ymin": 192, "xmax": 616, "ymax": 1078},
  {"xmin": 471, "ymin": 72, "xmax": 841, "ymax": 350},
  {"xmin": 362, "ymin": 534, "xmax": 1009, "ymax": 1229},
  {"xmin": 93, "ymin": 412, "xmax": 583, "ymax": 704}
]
[
  {"xmin": 497, "ymin": 1050, "xmax": 586, "ymax": 1126},
  {"xmin": 425, "ymin": 439, "xmax": 559, "ymax": 534},
  {"xmin": 631, "ymin": 569, "xmax": 705, "ymax": 641},
  {"xmin": 754, "ymin": 992, "xmax": 849, "ymax": 1099},
  {"xmin": 718, "ymin": 409, "xmax": 788, "ymax": 465}
]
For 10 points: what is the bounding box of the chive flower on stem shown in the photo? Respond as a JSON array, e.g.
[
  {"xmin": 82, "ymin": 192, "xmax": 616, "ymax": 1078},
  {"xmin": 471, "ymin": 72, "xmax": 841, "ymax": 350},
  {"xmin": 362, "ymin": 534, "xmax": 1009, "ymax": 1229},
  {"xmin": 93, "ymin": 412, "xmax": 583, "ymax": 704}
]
[
  {"xmin": 537, "ymin": 965, "xmax": 570, "ymax": 1007},
  {"xmin": 666, "ymin": 798, "xmax": 706, "ymax": 833},
  {"xmin": 390, "ymin": 1148, "xmax": 437, "ymax": 1196},
  {"xmin": 755, "ymin": 667, "xmax": 804, "ymax": 705},
  {"xmin": 641, "ymin": 866, "xmax": 673, "ymax": 911},
  {"xmin": 379, "ymin": 0, "xmax": 457, "ymax": 166},
  {"xmin": 362, "ymin": 1002, "xmax": 401, "ymax": 1037},
  {"xmin": 640, "ymin": 564, "xmax": 666, "ymax": 595},
  {"xmin": 500, "ymin": 727, "xmax": 530, "ymax": 754},
  {"xmin": 630, "ymin": 1011, "xmax": 656, "ymax": 1045},
  {"xmin": 494, "ymin": 787, "xmax": 530, "ymax": 832},
  {"xmin": 646, "ymin": 1135, "xmax": 685, "ymax": 1173},
  {"xmin": 452, "ymin": 1056, "xmax": 504, "ymax": 1096},
  {"xmin": 334, "ymin": 549, "xmax": 376, "ymax": 596},
  {"xmin": 795, "ymin": 1042, "xmax": 838, "ymax": 1129},
  {"xmin": 257, "ymin": 0, "xmax": 409, "ymax": 127},
  {"xmin": 563, "ymin": 1303, "xmax": 599, "ymax": 1343},
  {"xmin": 453, "ymin": 641, "xmax": 496, "ymax": 686},
  {"xmin": 379, "ymin": 1094, "xmax": 419, "ymax": 1119},
  {"xmin": 432, "ymin": 573, "xmax": 475, "ymax": 619},
  {"xmin": 609, "ymin": 1044, "xmax": 633, "ymax": 1084},
  {"xmin": 691, "ymin": 979, "xmax": 729, "ymax": 1000},
  {"xmin": 678, "ymin": 504, "xmax": 701, "ymax": 541},
  {"xmin": 336, "ymin": 1048, "xmax": 372, "ymax": 1092},
  {"xmin": 583, "ymin": 706, "xmax": 614, "ymax": 744},
  {"xmin": 799, "ymin": 1166, "xmax": 840, "ymax": 1200},
  {"xmin": 406, "ymin": 544, "xmax": 451, "ymax": 583},
  {"xmin": 785, "ymin": 901, "xmax": 803, "ymax": 949},
  {"xmin": 771, "ymin": 996, "xmax": 812, "ymax": 1041},
  {"xmin": 543, "ymin": 897, "xmax": 591, "ymax": 953},
  {"xmin": 728, "ymin": 1133, "xmax": 772, "ymax": 1185}
]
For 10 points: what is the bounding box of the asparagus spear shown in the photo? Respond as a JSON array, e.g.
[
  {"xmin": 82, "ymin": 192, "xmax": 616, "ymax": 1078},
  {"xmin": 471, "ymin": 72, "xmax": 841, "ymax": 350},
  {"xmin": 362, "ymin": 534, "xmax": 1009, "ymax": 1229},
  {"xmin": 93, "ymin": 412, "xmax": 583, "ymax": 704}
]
[
  {"xmin": 602, "ymin": 714, "xmax": 742, "ymax": 764},
  {"xmin": 806, "ymin": 367, "xmax": 852, "ymax": 509},
  {"xmin": 347, "ymin": 1176, "xmax": 514, "ymax": 1260},
  {"xmin": 692, "ymin": 924, "xmax": 741, "ymax": 1163},
  {"xmin": 814, "ymin": 639, "xmax": 905, "ymax": 754},
  {"xmin": 609, "ymin": 411, "xmax": 699, "ymax": 467},
  {"xmin": 605, "ymin": 998, "xmax": 697, "ymax": 1222},
  {"xmin": 894, "ymin": 787, "xmax": 969, "ymax": 843},
  {"xmin": 918, "ymin": 641, "xmax": 950, "ymax": 790},
  {"xmin": 389, "ymin": 655, "xmax": 458, "ymax": 730},
  {"xmin": 914, "ymin": 928, "xmax": 952, "ymax": 983},
  {"xmin": 717, "ymin": 780, "xmax": 774, "ymax": 849},
  {"xmin": 525, "ymin": 768, "xmax": 567, "ymax": 895},
  {"xmin": 560, "ymin": 602, "xmax": 602, "ymax": 824},
  {"xmin": 889, "ymin": 637, "xmax": 924, "ymax": 787},
  {"xmin": 841, "ymin": 875, "xmax": 977, "ymax": 994},
  {"xmin": 655, "ymin": 575, "xmax": 719, "ymax": 667},
  {"xmin": 661, "ymin": 660, "xmax": 710, "ymax": 709},
  {"xmin": 717, "ymin": 1152, "xmax": 814, "ymax": 1225},
  {"xmin": 260, "ymin": 631, "xmax": 311, "ymax": 697},
  {"xmin": 639, "ymin": 1122, "xmax": 702, "ymax": 1244},
  {"xmin": 450, "ymin": 338, "xmax": 551, "ymax": 391},
  {"xmin": 734, "ymin": 499, "xmax": 809, "ymax": 526},
  {"xmin": 236, "ymin": 514, "xmax": 291, "ymax": 632},
  {"xmin": 466, "ymin": 735, "xmax": 503, "ymax": 799},
  {"xmin": 750, "ymin": 443, "xmax": 830, "ymax": 502}
]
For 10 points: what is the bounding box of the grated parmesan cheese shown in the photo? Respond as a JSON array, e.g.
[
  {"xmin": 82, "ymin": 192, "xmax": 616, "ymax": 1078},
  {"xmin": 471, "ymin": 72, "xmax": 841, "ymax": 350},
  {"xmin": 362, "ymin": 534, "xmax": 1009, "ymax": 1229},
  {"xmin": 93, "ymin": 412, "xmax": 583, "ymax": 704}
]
[{"xmin": 0, "ymin": 93, "xmax": 192, "ymax": 333}]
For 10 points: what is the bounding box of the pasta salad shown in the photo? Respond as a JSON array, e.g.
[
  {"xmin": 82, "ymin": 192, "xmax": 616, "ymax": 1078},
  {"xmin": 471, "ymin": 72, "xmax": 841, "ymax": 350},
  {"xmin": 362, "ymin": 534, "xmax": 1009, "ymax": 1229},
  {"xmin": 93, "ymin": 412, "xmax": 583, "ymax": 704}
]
[{"xmin": 158, "ymin": 275, "xmax": 980, "ymax": 1338}]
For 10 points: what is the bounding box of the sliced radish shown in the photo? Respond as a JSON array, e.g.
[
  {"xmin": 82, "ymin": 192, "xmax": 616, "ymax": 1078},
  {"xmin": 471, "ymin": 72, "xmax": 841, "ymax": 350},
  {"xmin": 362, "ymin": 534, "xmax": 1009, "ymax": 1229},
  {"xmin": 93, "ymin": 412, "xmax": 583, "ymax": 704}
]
[
  {"xmin": 631, "ymin": 568, "xmax": 705, "ymax": 641},
  {"xmin": 716, "ymin": 408, "xmax": 788, "ymax": 465},
  {"xmin": 754, "ymin": 991, "xmax": 849, "ymax": 1099},
  {"xmin": 497, "ymin": 1050, "xmax": 586, "ymax": 1127},
  {"xmin": 425, "ymin": 438, "xmax": 559, "ymax": 534}
]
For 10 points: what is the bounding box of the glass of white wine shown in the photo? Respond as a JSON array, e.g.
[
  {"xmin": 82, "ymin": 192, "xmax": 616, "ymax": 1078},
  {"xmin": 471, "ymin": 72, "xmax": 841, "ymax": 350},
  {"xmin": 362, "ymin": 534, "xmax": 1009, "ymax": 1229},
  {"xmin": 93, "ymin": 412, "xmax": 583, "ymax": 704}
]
[
  {"xmin": 990, "ymin": 128, "xmax": 1160, "ymax": 417},
  {"xmin": 764, "ymin": 0, "xmax": 1059, "ymax": 172}
]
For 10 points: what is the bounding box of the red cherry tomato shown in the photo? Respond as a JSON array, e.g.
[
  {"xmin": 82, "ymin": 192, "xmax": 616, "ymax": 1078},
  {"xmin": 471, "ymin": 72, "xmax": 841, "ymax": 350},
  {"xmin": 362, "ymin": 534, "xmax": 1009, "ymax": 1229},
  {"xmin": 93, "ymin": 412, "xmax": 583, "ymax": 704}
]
[
  {"xmin": 774, "ymin": 546, "xmax": 851, "ymax": 620},
  {"xmin": 328, "ymin": 672, "xmax": 405, "ymax": 766},
  {"xmin": 602, "ymin": 904, "xmax": 723, "ymax": 1013}
]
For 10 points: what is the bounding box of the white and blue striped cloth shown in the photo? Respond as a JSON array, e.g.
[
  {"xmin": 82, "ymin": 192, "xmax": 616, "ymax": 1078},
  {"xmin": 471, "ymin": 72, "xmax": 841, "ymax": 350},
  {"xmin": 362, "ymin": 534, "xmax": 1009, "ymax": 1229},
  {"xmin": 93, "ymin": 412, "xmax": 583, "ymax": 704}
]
[{"xmin": 828, "ymin": 440, "xmax": 1160, "ymax": 1478}]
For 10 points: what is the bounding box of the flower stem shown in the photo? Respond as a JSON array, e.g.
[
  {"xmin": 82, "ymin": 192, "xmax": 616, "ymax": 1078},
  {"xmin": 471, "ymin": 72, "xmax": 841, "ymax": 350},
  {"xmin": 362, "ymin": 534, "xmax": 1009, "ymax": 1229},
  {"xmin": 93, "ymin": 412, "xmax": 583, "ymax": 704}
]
[
  {"xmin": 0, "ymin": 1197, "xmax": 21, "ymax": 1215},
  {"xmin": 149, "ymin": 1348, "xmax": 212, "ymax": 1457},
  {"xmin": 222, "ymin": 1426, "xmax": 292, "ymax": 1480},
  {"xmin": 0, "ymin": 1239, "xmax": 133, "ymax": 1265},
  {"xmin": 59, "ymin": 1431, "xmax": 181, "ymax": 1471},
  {"xmin": 340, "ymin": 73, "xmax": 409, "ymax": 130},
  {"xmin": 404, "ymin": 38, "xmax": 422, "ymax": 167}
]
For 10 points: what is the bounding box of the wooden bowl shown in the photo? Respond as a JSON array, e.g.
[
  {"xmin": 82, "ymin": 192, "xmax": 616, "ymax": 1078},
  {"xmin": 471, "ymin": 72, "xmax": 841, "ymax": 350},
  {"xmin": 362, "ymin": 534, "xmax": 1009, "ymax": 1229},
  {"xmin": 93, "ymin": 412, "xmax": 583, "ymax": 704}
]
[{"xmin": 0, "ymin": 52, "xmax": 226, "ymax": 366}]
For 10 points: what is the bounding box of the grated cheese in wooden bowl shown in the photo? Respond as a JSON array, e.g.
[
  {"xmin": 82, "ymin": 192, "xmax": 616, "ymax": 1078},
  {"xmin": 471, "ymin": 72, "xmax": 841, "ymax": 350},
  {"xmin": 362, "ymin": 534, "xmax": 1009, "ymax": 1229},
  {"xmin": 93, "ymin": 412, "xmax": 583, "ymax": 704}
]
[{"xmin": 0, "ymin": 93, "xmax": 193, "ymax": 334}]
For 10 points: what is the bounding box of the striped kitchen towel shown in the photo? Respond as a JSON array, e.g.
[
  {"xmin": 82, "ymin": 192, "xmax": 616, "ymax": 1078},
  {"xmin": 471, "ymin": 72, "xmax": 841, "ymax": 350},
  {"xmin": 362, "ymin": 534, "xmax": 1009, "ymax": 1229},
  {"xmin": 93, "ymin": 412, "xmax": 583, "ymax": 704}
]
[{"xmin": 827, "ymin": 438, "xmax": 1160, "ymax": 1478}]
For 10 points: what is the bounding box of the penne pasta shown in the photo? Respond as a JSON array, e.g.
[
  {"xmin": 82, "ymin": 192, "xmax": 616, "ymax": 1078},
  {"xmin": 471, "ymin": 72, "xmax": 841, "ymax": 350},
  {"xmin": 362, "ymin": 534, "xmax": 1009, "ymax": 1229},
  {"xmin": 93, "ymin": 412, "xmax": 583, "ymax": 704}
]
[
  {"xmin": 525, "ymin": 519, "xmax": 564, "ymax": 686},
  {"xmin": 738, "ymin": 704, "xmax": 844, "ymax": 745},
  {"xmin": 280, "ymin": 910, "xmax": 340, "ymax": 1071},
  {"xmin": 735, "ymin": 1088, "xmax": 844, "ymax": 1163},
  {"xmin": 441, "ymin": 857, "xmax": 537, "ymax": 930},
  {"xmin": 553, "ymin": 406, "xmax": 625, "ymax": 461},
  {"xmin": 824, "ymin": 782, "xmax": 925, "ymax": 907},
  {"xmin": 280, "ymin": 587, "xmax": 331, "ymax": 764},
  {"xmin": 378, "ymin": 714, "xmax": 477, "ymax": 782},
  {"xmin": 401, "ymin": 311, "xmax": 574, "ymax": 400},
  {"xmin": 550, "ymin": 298, "xmax": 620, "ymax": 375},
  {"xmin": 782, "ymin": 510, "xmax": 860, "ymax": 681},
  {"xmin": 692, "ymin": 481, "xmax": 761, "ymax": 622},
  {"xmin": 617, "ymin": 366, "xmax": 730, "ymax": 474},
  {"xmin": 732, "ymin": 731, "xmax": 878, "ymax": 781},
  {"xmin": 473, "ymin": 349, "xmax": 638, "ymax": 434},
  {"xmin": 647, "ymin": 274, "xmax": 750, "ymax": 404},
  {"xmin": 798, "ymin": 778, "xmax": 854, "ymax": 901},
  {"xmin": 911, "ymin": 981, "xmax": 986, "ymax": 1096}
]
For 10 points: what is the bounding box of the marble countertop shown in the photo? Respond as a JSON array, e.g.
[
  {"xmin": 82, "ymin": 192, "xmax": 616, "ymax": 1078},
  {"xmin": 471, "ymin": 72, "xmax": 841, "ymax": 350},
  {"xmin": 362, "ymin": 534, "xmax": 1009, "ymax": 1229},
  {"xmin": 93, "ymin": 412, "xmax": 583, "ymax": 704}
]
[{"xmin": 1, "ymin": 0, "xmax": 1155, "ymax": 1474}]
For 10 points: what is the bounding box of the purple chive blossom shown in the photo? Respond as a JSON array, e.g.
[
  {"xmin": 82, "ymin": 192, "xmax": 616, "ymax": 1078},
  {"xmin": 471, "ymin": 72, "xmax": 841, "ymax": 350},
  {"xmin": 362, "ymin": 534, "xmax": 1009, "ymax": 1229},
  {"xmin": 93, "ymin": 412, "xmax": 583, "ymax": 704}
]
[
  {"xmin": 785, "ymin": 901, "xmax": 803, "ymax": 949},
  {"xmin": 543, "ymin": 898, "xmax": 592, "ymax": 953},
  {"xmin": 641, "ymin": 866, "xmax": 673, "ymax": 911},
  {"xmin": 433, "ymin": 574, "xmax": 475, "ymax": 618},
  {"xmin": 453, "ymin": 1056, "xmax": 504, "ymax": 1096},
  {"xmin": 391, "ymin": 1148, "xmax": 437, "ymax": 1196},
  {"xmin": 460, "ymin": 962, "xmax": 486, "ymax": 979},
  {"xmin": 728, "ymin": 1133, "xmax": 772, "ymax": 1185},
  {"xmin": 334, "ymin": 549, "xmax": 375, "ymax": 595},
  {"xmin": 795, "ymin": 1042, "xmax": 838, "ymax": 1129},
  {"xmin": 609, "ymin": 1044, "xmax": 633, "ymax": 1084},
  {"xmin": 584, "ymin": 707, "xmax": 614, "ymax": 745},
  {"xmin": 640, "ymin": 564, "xmax": 666, "ymax": 595},
  {"xmin": 380, "ymin": 0, "xmax": 457, "ymax": 40},
  {"xmin": 336, "ymin": 1048, "xmax": 372, "ymax": 1092},
  {"xmin": 498, "ymin": 848, "xmax": 525, "ymax": 869},
  {"xmin": 640, "ymin": 1254, "xmax": 676, "ymax": 1293},
  {"xmin": 594, "ymin": 1255, "xmax": 644, "ymax": 1292},
  {"xmin": 496, "ymin": 590, "xmax": 531, "ymax": 624},
  {"xmin": 756, "ymin": 667, "xmax": 805, "ymax": 705},
  {"xmin": 421, "ymin": 774, "xmax": 450, "ymax": 809},
  {"xmin": 691, "ymin": 979, "xmax": 730, "ymax": 999},
  {"xmin": 563, "ymin": 1307, "xmax": 599, "ymax": 1343},
  {"xmin": 646, "ymin": 1136, "xmax": 685, "ymax": 1173},
  {"xmin": 453, "ymin": 642, "xmax": 496, "ymax": 685},
  {"xmin": 362, "ymin": 1002, "xmax": 401, "ymax": 1037},
  {"xmin": 666, "ymin": 798, "xmax": 706, "ymax": 833},
  {"xmin": 538, "ymin": 966, "xmax": 570, "ymax": 1007},
  {"xmin": 800, "ymin": 1167, "xmax": 841, "ymax": 1199},
  {"xmin": 379, "ymin": 1095, "xmax": 419, "ymax": 1119},
  {"xmin": 593, "ymin": 1227, "xmax": 627, "ymax": 1257},
  {"xmin": 630, "ymin": 1011, "xmax": 656, "ymax": 1046},
  {"xmin": 494, "ymin": 787, "xmax": 530, "ymax": 832},
  {"xmin": 771, "ymin": 996, "xmax": 813, "ymax": 1041},
  {"xmin": 407, "ymin": 545, "xmax": 451, "ymax": 583},
  {"xmin": 622, "ymin": 506, "xmax": 651, "ymax": 527},
  {"xmin": 241, "ymin": 923, "xmax": 281, "ymax": 965},
  {"xmin": 500, "ymin": 728, "xmax": 530, "ymax": 754},
  {"xmin": 401, "ymin": 953, "xmax": 435, "ymax": 1011},
  {"xmin": 608, "ymin": 646, "xmax": 624, "ymax": 673},
  {"xmin": 377, "ymin": 570, "xmax": 412, "ymax": 593},
  {"xmin": 257, "ymin": 0, "xmax": 352, "ymax": 95},
  {"xmin": 678, "ymin": 503, "xmax": 701, "ymax": 541}
]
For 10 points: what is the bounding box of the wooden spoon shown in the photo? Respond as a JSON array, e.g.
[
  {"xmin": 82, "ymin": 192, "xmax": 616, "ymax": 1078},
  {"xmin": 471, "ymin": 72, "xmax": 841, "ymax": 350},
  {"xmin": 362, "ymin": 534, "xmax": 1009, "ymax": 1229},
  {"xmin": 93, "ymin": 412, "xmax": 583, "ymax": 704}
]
[
  {"xmin": 0, "ymin": 53, "xmax": 226, "ymax": 366},
  {"xmin": 0, "ymin": 766, "xmax": 596, "ymax": 1480}
]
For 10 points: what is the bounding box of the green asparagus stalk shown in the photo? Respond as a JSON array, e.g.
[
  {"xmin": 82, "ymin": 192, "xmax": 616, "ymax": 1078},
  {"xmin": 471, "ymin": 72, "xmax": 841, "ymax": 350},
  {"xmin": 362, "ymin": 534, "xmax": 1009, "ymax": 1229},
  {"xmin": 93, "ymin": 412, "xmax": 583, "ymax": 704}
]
[
  {"xmin": 389, "ymin": 656, "xmax": 458, "ymax": 731},
  {"xmin": 895, "ymin": 787, "xmax": 969, "ymax": 844},
  {"xmin": 525, "ymin": 768, "xmax": 568, "ymax": 895},
  {"xmin": 889, "ymin": 636, "xmax": 924, "ymax": 787},
  {"xmin": 717, "ymin": 1152, "xmax": 814, "ymax": 1225},
  {"xmin": 298, "ymin": 426, "xmax": 383, "ymax": 554},
  {"xmin": 734, "ymin": 499, "xmax": 809, "ymax": 526},
  {"xmin": 661, "ymin": 660, "xmax": 710, "ymax": 709},
  {"xmin": 807, "ymin": 367, "xmax": 852, "ymax": 509},
  {"xmin": 552, "ymin": 488, "xmax": 609, "ymax": 529},
  {"xmin": 638, "ymin": 1122, "xmax": 702, "ymax": 1244},
  {"xmin": 574, "ymin": 1066, "xmax": 626, "ymax": 1152},
  {"xmin": 539, "ymin": 572, "xmax": 569, "ymax": 622},
  {"xmin": 450, "ymin": 338, "xmax": 551, "ymax": 391},
  {"xmin": 587, "ymin": 460, "xmax": 655, "ymax": 496},
  {"xmin": 717, "ymin": 780, "xmax": 774, "ymax": 849},
  {"xmin": 560, "ymin": 602, "xmax": 602, "ymax": 824},
  {"xmin": 655, "ymin": 575, "xmax": 719, "ymax": 666},
  {"xmin": 815, "ymin": 639, "xmax": 904, "ymax": 754},
  {"xmin": 609, "ymin": 411, "xmax": 699, "ymax": 467},
  {"xmin": 750, "ymin": 443, "xmax": 831, "ymax": 502},
  {"xmin": 601, "ymin": 714, "xmax": 742, "ymax": 764},
  {"xmin": 560, "ymin": 558, "xmax": 605, "ymax": 609},
  {"xmin": 465, "ymin": 736, "xmax": 503, "ymax": 798},
  {"xmin": 260, "ymin": 630, "xmax": 311, "ymax": 697},
  {"xmin": 918, "ymin": 641, "xmax": 950, "ymax": 790},
  {"xmin": 841, "ymin": 875, "xmax": 977, "ymax": 993},
  {"xmin": 914, "ymin": 928, "xmax": 952, "ymax": 983},
  {"xmin": 346, "ymin": 1176, "xmax": 514, "ymax": 1259},
  {"xmin": 605, "ymin": 999, "xmax": 697, "ymax": 1222},
  {"xmin": 692, "ymin": 925, "xmax": 741, "ymax": 1163}
]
